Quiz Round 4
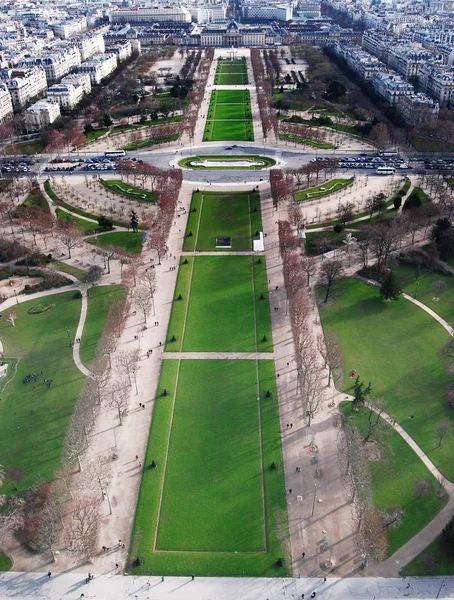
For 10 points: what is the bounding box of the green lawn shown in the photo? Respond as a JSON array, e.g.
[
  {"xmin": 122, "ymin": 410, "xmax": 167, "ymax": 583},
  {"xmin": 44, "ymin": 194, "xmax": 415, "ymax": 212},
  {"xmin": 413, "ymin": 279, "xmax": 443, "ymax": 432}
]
[
  {"xmin": 183, "ymin": 190, "xmax": 262, "ymax": 252},
  {"xmin": 203, "ymin": 120, "xmax": 253, "ymax": 142},
  {"xmin": 5, "ymin": 140, "xmax": 44, "ymax": 155},
  {"xmin": 52, "ymin": 260, "xmax": 87, "ymax": 281},
  {"xmin": 166, "ymin": 256, "xmax": 272, "ymax": 352},
  {"xmin": 22, "ymin": 188, "xmax": 50, "ymax": 213},
  {"xmin": 85, "ymin": 128, "xmax": 108, "ymax": 141},
  {"xmin": 402, "ymin": 536, "xmax": 454, "ymax": 575},
  {"xmin": 55, "ymin": 208, "xmax": 104, "ymax": 234},
  {"xmin": 214, "ymin": 73, "xmax": 248, "ymax": 85},
  {"xmin": 216, "ymin": 60, "xmax": 247, "ymax": 74},
  {"xmin": 392, "ymin": 263, "xmax": 454, "ymax": 327},
  {"xmin": 101, "ymin": 179, "xmax": 157, "ymax": 203},
  {"xmin": 80, "ymin": 285, "xmax": 125, "ymax": 368},
  {"xmin": 131, "ymin": 358, "xmax": 288, "ymax": 576},
  {"xmin": 211, "ymin": 103, "xmax": 251, "ymax": 120},
  {"xmin": 295, "ymin": 178, "xmax": 353, "ymax": 201},
  {"xmin": 212, "ymin": 89, "xmax": 250, "ymax": 104},
  {"xmin": 0, "ymin": 293, "xmax": 84, "ymax": 495},
  {"xmin": 178, "ymin": 155, "xmax": 276, "ymax": 170},
  {"xmin": 341, "ymin": 402, "xmax": 448, "ymax": 556},
  {"xmin": 319, "ymin": 278, "xmax": 454, "ymax": 480},
  {"xmin": 0, "ymin": 552, "xmax": 12, "ymax": 571},
  {"xmin": 87, "ymin": 231, "xmax": 143, "ymax": 254}
]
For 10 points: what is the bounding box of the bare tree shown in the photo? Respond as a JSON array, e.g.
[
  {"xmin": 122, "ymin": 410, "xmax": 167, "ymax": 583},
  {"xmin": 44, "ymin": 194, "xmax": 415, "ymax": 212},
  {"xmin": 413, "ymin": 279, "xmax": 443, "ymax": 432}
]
[
  {"xmin": 148, "ymin": 230, "xmax": 166, "ymax": 264},
  {"xmin": 63, "ymin": 415, "xmax": 89, "ymax": 472},
  {"xmin": 80, "ymin": 457, "xmax": 111, "ymax": 499},
  {"xmin": 56, "ymin": 222, "xmax": 83, "ymax": 259},
  {"xmin": 5, "ymin": 311, "xmax": 17, "ymax": 327},
  {"xmin": 38, "ymin": 500, "xmax": 62, "ymax": 561},
  {"xmin": 319, "ymin": 259, "xmax": 344, "ymax": 303},
  {"xmin": 362, "ymin": 399, "xmax": 387, "ymax": 445},
  {"xmin": 66, "ymin": 497, "xmax": 101, "ymax": 562},
  {"xmin": 381, "ymin": 505, "xmax": 405, "ymax": 530},
  {"xmin": 301, "ymin": 255, "xmax": 317, "ymax": 286},
  {"xmin": 317, "ymin": 333, "xmax": 342, "ymax": 387},
  {"xmin": 414, "ymin": 478, "xmax": 433, "ymax": 499},
  {"xmin": 132, "ymin": 286, "xmax": 152, "ymax": 323},
  {"xmin": 0, "ymin": 495, "xmax": 24, "ymax": 553},
  {"xmin": 86, "ymin": 265, "xmax": 103, "ymax": 287},
  {"xmin": 434, "ymin": 419, "xmax": 452, "ymax": 448},
  {"xmin": 107, "ymin": 380, "xmax": 130, "ymax": 426},
  {"xmin": 433, "ymin": 280, "xmax": 448, "ymax": 299},
  {"xmin": 114, "ymin": 350, "xmax": 139, "ymax": 394}
]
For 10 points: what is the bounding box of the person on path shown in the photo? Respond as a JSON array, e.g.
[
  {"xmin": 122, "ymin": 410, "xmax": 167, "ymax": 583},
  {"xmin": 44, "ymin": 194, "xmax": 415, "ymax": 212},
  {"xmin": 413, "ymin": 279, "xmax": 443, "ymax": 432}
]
[
  {"xmin": 192, "ymin": 574, "xmax": 195, "ymax": 580},
  {"xmin": 311, "ymin": 593, "xmax": 316, "ymax": 598},
  {"xmin": 161, "ymin": 576, "xmax": 165, "ymax": 582},
  {"xmin": 47, "ymin": 571, "xmax": 52, "ymax": 578},
  {"xmin": 302, "ymin": 552, "xmax": 306, "ymax": 558}
]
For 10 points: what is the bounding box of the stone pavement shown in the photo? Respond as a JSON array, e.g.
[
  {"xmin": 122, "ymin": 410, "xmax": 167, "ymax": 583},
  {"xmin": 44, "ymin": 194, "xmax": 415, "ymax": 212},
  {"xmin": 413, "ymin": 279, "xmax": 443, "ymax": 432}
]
[{"xmin": 0, "ymin": 572, "xmax": 453, "ymax": 600}]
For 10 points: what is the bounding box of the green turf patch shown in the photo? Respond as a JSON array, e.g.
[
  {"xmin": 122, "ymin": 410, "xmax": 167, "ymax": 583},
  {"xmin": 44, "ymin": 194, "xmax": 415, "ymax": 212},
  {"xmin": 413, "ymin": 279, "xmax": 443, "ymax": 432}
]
[
  {"xmin": 341, "ymin": 402, "xmax": 448, "ymax": 556},
  {"xmin": 101, "ymin": 179, "xmax": 157, "ymax": 203},
  {"xmin": 87, "ymin": 231, "xmax": 143, "ymax": 254},
  {"xmin": 183, "ymin": 190, "xmax": 262, "ymax": 252},
  {"xmin": 22, "ymin": 188, "xmax": 50, "ymax": 213},
  {"xmin": 319, "ymin": 278, "xmax": 454, "ymax": 480},
  {"xmin": 179, "ymin": 155, "xmax": 276, "ymax": 170},
  {"xmin": 5, "ymin": 140, "xmax": 44, "ymax": 155},
  {"xmin": 55, "ymin": 208, "xmax": 104, "ymax": 234},
  {"xmin": 52, "ymin": 260, "xmax": 87, "ymax": 281},
  {"xmin": 28, "ymin": 302, "xmax": 55, "ymax": 315},
  {"xmin": 211, "ymin": 103, "xmax": 251, "ymax": 120},
  {"xmin": 295, "ymin": 178, "xmax": 353, "ymax": 201},
  {"xmin": 0, "ymin": 292, "xmax": 84, "ymax": 495},
  {"xmin": 212, "ymin": 89, "xmax": 250, "ymax": 104},
  {"xmin": 214, "ymin": 73, "xmax": 248, "ymax": 85},
  {"xmin": 0, "ymin": 552, "xmax": 12, "ymax": 571},
  {"xmin": 204, "ymin": 120, "xmax": 254, "ymax": 142},
  {"xmin": 80, "ymin": 285, "xmax": 125, "ymax": 368},
  {"xmin": 131, "ymin": 358, "xmax": 288, "ymax": 576},
  {"xmin": 402, "ymin": 536, "xmax": 454, "ymax": 575}
]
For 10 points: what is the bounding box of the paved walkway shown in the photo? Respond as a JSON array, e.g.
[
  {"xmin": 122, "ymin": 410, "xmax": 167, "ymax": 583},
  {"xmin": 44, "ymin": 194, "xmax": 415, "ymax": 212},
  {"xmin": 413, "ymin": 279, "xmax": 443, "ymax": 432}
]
[
  {"xmin": 402, "ymin": 293, "xmax": 454, "ymax": 336},
  {"xmin": 72, "ymin": 287, "xmax": 93, "ymax": 377},
  {"xmin": 1, "ymin": 572, "xmax": 453, "ymax": 600}
]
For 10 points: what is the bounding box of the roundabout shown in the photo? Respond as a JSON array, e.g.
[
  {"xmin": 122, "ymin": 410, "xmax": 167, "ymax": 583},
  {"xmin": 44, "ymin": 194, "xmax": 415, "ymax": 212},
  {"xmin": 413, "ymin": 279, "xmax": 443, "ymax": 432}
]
[{"xmin": 178, "ymin": 154, "xmax": 277, "ymax": 170}]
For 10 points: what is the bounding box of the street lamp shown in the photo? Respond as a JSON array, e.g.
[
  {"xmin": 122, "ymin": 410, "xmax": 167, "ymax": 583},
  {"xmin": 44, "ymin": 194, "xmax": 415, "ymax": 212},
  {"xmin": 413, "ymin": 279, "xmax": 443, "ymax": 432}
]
[
  {"xmin": 66, "ymin": 329, "xmax": 72, "ymax": 348},
  {"xmin": 13, "ymin": 289, "xmax": 18, "ymax": 305},
  {"xmin": 104, "ymin": 481, "xmax": 112, "ymax": 516}
]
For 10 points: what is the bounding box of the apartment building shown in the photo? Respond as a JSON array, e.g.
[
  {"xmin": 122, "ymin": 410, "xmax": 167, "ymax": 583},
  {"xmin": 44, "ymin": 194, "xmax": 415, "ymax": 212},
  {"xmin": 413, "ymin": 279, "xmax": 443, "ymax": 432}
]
[
  {"xmin": 417, "ymin": 63, "xmax": 454, "ymax": 107},
  {"xmin": 387, "ymin": 47, "xmax": 434, "ymax": 79},
  {"xmin": 25, "ymin": 99, "xmax": 60, "ymax": 131},
  {"xmin": 0, "ymin": 82, "xmax": 13, "ymax": 123},
  {"xmin": 369, "ymin": 70, "xmax": 414, "ymax": 105},
  {"xmin": 47, "ymin": 82, "xmax": 84, "ymax": 111},
  {"xmin": 108, "ymin": 6, "xmax": 192, "ymax": 24},
  {"xmin": 2, "ymin": 66, "xmax": 47, "ymax": 110},
  {"xmin": 72, "ymin": 33, "xmax": 105, "ymax": 62},
  {"xmin": 49, "ymin": 17, "xmax": 87, "ymax": 39},
  {"xmin": 240, "ymin": 4, "xmax": 293, "ymax": 21},
  {"xmin": 27, "ymin": 46, "xmax": 82, "ymax": 85},
  {"xmin": 79, "ymin": 53, "xmax": 118, "ymax": 85},
  {"xmin": 107, "ymin": 41, "xmax": 133, "ymax": 63},
  {"xmin": 398, "ymin": 93, "xmax": 439, "ymax": 125}
]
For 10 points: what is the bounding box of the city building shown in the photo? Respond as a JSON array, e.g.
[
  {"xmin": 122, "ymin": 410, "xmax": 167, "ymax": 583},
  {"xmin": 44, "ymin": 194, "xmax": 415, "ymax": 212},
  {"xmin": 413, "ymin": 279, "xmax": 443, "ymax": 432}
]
[
  {"xmin": 0, "ymin": 82, "xmax": 13, "ymax": 123},
  {"xmin": 108, "ymin": 6, "xmax": 192, "ymax": 24},
  {"xmin": 370, "ymin": 70, "xmax": 414, "ymax": 105},
  {"xmin": 417, "ymin": 63, "xmax": 454, "ymax": 107},
  {"xmin": 79, "ymin": 53, "xmax": 118, "ymax": 85},
  {"xmin": 25, "ymin": 98, "xmax": 60, "ymax": 130},
  {"xmin": 61, "ymin": 72, "xmax": 92, "ymax": 96},
  {"xmin": 49, "ymin": 17, "xmax": 87, "ymax": 39},
  {"xmin": 26, "ymin": 46, "xmax": 82, "ymax": 85},
  {"xmin": 2, "ymin": 66, "xmax": 47, "ymax": 110},
  {"xmin": 398, "ymin": 92, "xmax": 439, "ymax": 125},
  {"xmin": 46, "ymin": 82, "xmax": 84, "ymax": 111},
  {"xmin": 240, "ymin": 4, "xmax": 293, "ymax": 21}
]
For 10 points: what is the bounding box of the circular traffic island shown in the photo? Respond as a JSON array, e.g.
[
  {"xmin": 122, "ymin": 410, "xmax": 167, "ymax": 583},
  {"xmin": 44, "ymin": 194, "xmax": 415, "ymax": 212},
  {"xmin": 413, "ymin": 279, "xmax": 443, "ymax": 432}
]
[{"xmin": 178, "ymin": 155, "xmax": 276, "ymax": 170}]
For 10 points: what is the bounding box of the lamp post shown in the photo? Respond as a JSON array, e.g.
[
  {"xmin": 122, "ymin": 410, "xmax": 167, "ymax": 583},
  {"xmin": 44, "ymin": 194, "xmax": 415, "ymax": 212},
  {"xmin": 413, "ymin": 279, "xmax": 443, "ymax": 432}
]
[
  {"xmin": 66, "ymin": 329, "xmax": 72, "ymax": 348},
  {"xmin": 104, "ymin": 482, "xmax": 112, "ymax": 516},
  {"xmin": 13, "ymin": 289, "xmax": 18, "ymax": 305},
  {"xmin": 311, "ymin": 483, "xmax": 317, "ymax": 517}
]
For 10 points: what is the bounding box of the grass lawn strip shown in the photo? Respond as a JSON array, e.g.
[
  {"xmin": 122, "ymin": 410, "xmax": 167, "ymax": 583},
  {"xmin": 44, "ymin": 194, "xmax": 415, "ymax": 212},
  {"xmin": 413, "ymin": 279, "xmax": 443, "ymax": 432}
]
[
  {"xmin": 214, "ymin": 73, "xmax": 248, "ymax": 85},
  {"xmin": 165, "ymin": 256, "xmax": 194, "ymax": 351},
  {"xmin": 79, "ymin": 285, "xmax": 125, "ymax": 368},
  {"xmin": 211, "ymin": 103, "xmax": 251, "ymax": 120},
  {"xmin": 205, "ymin": 120, "xmax": 253, "ymax": 142},
  {"xmin": 183, "ymin": 190, "xmax": 261, "ymax": 252},
  {"xmin": 253, "ymin": 257, "xmax": 273, "ymax": 352},
  {"xmin": 181, "ymin": 256, "xmax": 256, "ymax": 352},
  {"xmin": 52, "ymin": 260, "xmax": 87, "ymax": 281},
  {"xmin": 55, "ymin": 208, "xmax": 105, "ymax": 234},
  {"xmin": 131, "ymin": 359, "xmax": 288, "ymax": 575},
  {"xmin": 213, "ymin": 89, "xmax": 250, "ymax": 104},
  {"xmin": 156, "ymin": 359, "xmax": 265, "ymax": 552},
  {"xmin": 101, "ymin": 179, "xmax": 157, "ymax": 203},
  {"xmin": 319, "ymin": 278, "xmax": 454, "ymax": 480},
  {"xmin": 402, "ymin": 536, "xmax": 454, "ymax": 575},
  {"xmin": 295, "ymin": 178, "xmax": 353, "ymax": 201},
  {"xmin": 0, "ymin": 292, "xmax": 84, "ymax": 495},
  {"xmin": 87, "ymin": 231, "xmax": 143, "ymax": 254},
  {"xmin": 341, "ymin": 402, "xmax": 448, "ymax": 555}
]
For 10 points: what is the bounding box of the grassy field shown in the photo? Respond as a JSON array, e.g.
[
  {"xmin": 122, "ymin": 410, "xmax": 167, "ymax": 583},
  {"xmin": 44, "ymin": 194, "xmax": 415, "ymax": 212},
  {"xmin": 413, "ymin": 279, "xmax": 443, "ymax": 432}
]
[
  {"xmin": 53, "ymin": 260, "xmax": 87, "ymax": 281},
  {"xmin": 80, "ymin": 285, "xmax": 125, "ymax": 368},
  {"xmin": 55, "ymin": 208, "xmax": 104, "ymax": 234},
  {"xmin": 101, "ymin": 179, "xmax": 157, "ymax": 203},
  {"xmin": 5, "ymin": 140, "xmax": 44, "ymax": 155},
  {"xmin": 166, "ymin": 256, "xmax": 272, "ymax": 352},
  {"xmin": 212, "ymin": 90, "xmax": 250, "ymax": 104},
  {"xmin": 319, "ymin": 278, "xmax": 454, "ymax": 480},
  {"xmin": 392, "ymin": 263, "xmax": 454, "ymax": 327},
  {"xmin": 402, "ymin": 536, "xmax": 454, "ymax": 575},
  {"xmin": 0, "ymin": 293, "xmax": 84, "ymax": 495},
  {"xmin": 204, "ymin": 120, "xmax": 253, "ymax": 142},
  {"xmin": 87, "ymin": 232, "xmax": 143, "ymax": 254},
  {"xmin": 183, "ymin": 190, "xmax": 262, "ymax": 252},
  {"xmin": 178, "ymin": 155, "xmax": 276, "ymax": 170},
  {"xmin": 211, "ymin": 103, "xmax": 251, "ymax": 120},
  {"xmin": 131, "ymin": 358, "xmax": 288, "ymax": 576},
  {"xmin": 295, "ymin": 178, "xmax": 353, "ymax": 201},
  {"xmin": 341, "ymin": 402, "xmax": 448, "ymax": 555},
  {"xmin": 0, "ymin": 552, "xmax": 12, "ymax": 571},
  {"xmin": 22, "ymin": 188, "xmax": 50, "ymax": 213},
  {"xmin": 216, "ymin": 59, "xmax": 247, "ymax": 74},
  {"xmin": 214, "ymin": 73, "xmax": 248, "ymax": 85}
]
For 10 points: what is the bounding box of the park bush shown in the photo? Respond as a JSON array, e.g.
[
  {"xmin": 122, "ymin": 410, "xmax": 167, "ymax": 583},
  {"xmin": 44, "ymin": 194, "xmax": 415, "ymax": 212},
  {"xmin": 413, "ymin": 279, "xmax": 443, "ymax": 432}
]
[
  {"xmin": 16, "ymin": 252, "xmax": 52, "ymax": 267},
  {"xmin": 441, "ymin": 516, "xmax": 454, "ymax": 553},
  {"xmin": 393, "ymin": 195, "xmax": 402, "ymax": 210},
  {"xmin": 0, "ymin": 239, "xmax": 29, "ymax": 262},
  {"xmin": 73, "ymin": 290, "xmax": 82, "ymax": 299}
]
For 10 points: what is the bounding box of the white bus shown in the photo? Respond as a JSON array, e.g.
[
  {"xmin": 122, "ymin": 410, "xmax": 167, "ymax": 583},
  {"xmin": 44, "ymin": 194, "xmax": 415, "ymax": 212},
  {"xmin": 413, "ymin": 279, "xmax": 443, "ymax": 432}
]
[
  {"xmin": 376, "ymin": 166, "xmax": 395, "ymax": 175},
  {"xmin": 104, "ymin": 149, "xmax": 126, "ymax": 158}
]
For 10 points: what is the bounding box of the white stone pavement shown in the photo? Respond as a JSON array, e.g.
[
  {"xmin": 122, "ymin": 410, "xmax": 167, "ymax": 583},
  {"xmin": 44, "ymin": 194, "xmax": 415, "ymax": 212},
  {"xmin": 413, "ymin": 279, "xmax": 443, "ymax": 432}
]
[{"xmin": 0, "ymin": 572, "xmax": 453, "ymax": 600}]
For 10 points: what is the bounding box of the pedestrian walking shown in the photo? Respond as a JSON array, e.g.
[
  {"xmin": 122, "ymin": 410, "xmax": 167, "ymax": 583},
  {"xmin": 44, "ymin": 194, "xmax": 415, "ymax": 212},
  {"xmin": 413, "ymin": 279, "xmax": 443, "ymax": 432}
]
[
  {"xmin": 323, "ymin": 577, "xmax": 327, "ymax": 582},
  {"xmin": 311, "ymin": 593, "xmax": 316, "ymax": 598},
  {"xmin": 290, "ymin": 423, "xmax": 293, "ymax": 429},
  {"xmin": 47, "ymin": 571, "xmax": 52, "ymax": 578},
  {"xmin": 135, "ymin": 455, "xmax": 139, "ymax": 460},
  {"xmin": 192, "ymin": 574, "xmax": 195, "ymax": 580},
  {"xmin": 115, "ymin": 563, "xmax": 119, "ymax": 569},
  {"xmin": 301, "ymin": 552, "xmax": 306, "ymax": 558},
  {"xmin": 301, "ymin": 594, "xmax": 304, "ymax": 599},
  {"xmin": 406, "ymin": 583, "xmax": 410, "ymax": 589},
  {"xmin": 286, "ymin": 424, "xmax": 289, "ymax": 429},
  {"xmin": 161, "ymin": 576, "xmax": 165, "ymax": 582}
]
